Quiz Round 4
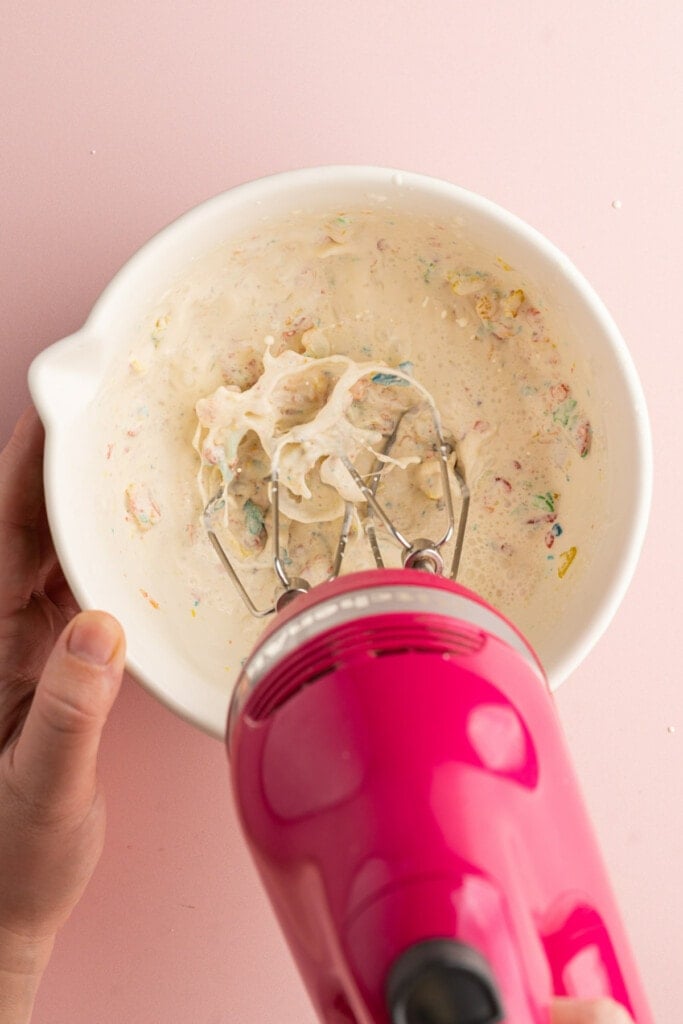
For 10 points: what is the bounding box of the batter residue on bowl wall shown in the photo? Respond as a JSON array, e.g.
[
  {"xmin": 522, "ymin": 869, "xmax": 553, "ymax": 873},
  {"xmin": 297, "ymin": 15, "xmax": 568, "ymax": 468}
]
[{"xmin": 94, "ymin": 207, "xmax": 604, "ymax": 691}]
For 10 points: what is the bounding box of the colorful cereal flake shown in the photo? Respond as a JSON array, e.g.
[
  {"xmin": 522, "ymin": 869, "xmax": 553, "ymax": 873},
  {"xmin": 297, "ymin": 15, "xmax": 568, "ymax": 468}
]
[
  {"xmin": 446, "ymin": 269, "xmax": 488, "ymax": 295},
  {"xmin": 549, "ymin": 385, "xmax": 592, "ymax": 458},
  {"xmin": 243, "ymin": 499, "xmax": 266, "ymax": 537},
  {"xmin": 576, "ymin": 420, "xmax": 592, "ymax": 458},
  {"xmin": 558, "ymin": 546, "xmax": 577, "ymax": 579},
  {"xmin": 545, "ymin": 522, "xmax": 563, "ymax": 548},
  {"xmin": 125, "ymin": 484, "xmax": 161, "ymax": 531}
]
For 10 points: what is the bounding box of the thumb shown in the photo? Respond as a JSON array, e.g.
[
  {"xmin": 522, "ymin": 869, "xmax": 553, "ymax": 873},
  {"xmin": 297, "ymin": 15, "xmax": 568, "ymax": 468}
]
[
  {"xmin": 551, "ymin": 998, "xmax": 634, "ymax": 1024},
  {"xmin": 11, "ymin": 611, "xmax": 125, "ymax": 819}
]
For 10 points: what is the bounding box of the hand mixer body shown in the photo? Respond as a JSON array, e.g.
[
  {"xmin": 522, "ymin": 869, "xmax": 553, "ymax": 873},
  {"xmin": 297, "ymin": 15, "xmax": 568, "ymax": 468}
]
[{"xmin": 228, "ymin": 570, "xmax": 652, "ymax": 1024}]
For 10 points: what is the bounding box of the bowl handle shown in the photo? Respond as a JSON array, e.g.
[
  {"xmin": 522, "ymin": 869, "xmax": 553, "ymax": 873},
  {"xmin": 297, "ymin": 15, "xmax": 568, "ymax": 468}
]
[{"xmin": 29, "ymin": 331, "xmax": 105, "ymax": 426}]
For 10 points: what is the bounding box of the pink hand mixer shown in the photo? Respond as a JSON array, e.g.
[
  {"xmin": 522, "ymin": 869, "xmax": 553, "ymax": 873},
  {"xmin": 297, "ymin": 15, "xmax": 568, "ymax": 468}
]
[{"xmin": 205, "ymin": 384, "xmax": 653, "ymax": 1024}]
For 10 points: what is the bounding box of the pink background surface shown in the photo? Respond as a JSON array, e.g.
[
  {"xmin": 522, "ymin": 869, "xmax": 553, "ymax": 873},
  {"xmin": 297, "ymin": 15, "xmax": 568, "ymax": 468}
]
[{"xmin": 1, "ymin": 3, "xmax": 681, "ymax": 1021}]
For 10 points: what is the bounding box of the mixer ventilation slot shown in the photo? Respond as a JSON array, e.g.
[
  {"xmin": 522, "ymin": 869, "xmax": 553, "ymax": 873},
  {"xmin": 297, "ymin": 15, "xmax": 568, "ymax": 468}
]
[{"xmin": 245, "ymin": 618, "xmax": 485, "ymax": 722}]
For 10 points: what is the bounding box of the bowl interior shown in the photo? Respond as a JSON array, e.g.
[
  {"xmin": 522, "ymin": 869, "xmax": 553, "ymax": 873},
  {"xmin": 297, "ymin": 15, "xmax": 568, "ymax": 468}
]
[{"xmin": 29, "ymin": 167, "xmax": 651, "ymax": 738}]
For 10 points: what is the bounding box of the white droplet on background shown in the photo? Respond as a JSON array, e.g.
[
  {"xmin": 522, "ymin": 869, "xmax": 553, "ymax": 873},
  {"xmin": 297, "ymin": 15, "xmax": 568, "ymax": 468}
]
[
  {"xmin": 668, "ymin": 725, "xmax": 676, "ymax": 734},
  {"xmin": 611, "ymin": 199, "xmax": 622, "ymax": 210}
]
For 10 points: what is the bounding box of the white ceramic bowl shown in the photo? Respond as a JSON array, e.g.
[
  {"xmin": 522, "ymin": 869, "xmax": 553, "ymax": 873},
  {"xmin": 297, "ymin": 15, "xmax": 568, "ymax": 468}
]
[{"xmin": 29, "ymin": 167, "xmax": 652, "ymax": 738}]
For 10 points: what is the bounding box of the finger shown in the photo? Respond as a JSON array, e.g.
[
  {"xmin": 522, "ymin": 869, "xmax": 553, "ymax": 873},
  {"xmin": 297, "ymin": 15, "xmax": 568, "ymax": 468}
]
[
  {"xmin": 0, "ymin": 408, "xmax": 48, "ymax": 617},
  {"xmin": 0, "ymin": 408, "xmax": 45, "ymax": 527},
  {"xmin": 43, "ymin": 562, "xmax": 79, "ymax": 619},
  {"xmin": 551, "ymin": 998, "xmax": 634, "ymax": 1024},
  {"xmin": 9, "ymin": 611, "xmax": 125, "ymax": 822}
]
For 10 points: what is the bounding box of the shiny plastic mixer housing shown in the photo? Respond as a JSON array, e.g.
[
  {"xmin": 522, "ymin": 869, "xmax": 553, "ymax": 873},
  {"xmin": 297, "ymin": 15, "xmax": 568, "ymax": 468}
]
[{"xmin": 218, "ymin": 408, "xmax": 653, "ymax": 1023}]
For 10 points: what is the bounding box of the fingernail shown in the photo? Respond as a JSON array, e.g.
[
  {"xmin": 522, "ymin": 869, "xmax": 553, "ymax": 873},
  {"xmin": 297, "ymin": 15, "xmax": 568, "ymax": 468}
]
[{"xmin": 67, "ymin": 613, "xmax": 120, "ymax": 666}]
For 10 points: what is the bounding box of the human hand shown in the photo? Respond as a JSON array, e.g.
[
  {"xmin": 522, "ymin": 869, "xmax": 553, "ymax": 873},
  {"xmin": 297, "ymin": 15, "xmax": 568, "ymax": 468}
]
[
  {"xmin": 551, "ymin": 997, "xmax": 635, "ymax": 1022},
  {"xmin": 0, "ymin": 409, "xmax": 126, "ymax": 1021}
]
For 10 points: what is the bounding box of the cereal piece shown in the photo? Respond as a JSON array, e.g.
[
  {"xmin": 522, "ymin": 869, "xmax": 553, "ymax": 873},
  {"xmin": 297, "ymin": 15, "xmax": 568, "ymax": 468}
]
[
  {"xmin": 415, "ymin": 458, "xmax": 442, "ymax": 500},
  {"xmin": 525, "ymin": 306, "xmax": 547, "ymax": 343},
  {"xmin": 528, "ymin": 512, "xmax": 557, "ymax": 528},
  {"xmin": 550, "ymin": 383, "xmax": 570, "ymax": 404},
  {"xmin": 553, "ymin": 397, "xmax": 578, "ymax": 428},
  {"xmin": 533, "ymin": 491, "xmax": 557, "ymax": 513},
  {"xmin": 243, "ymin": 499, "xmax": 266, "ymax": 543},
  {"xmin": 475, "ymin": 289, "xmax": 524, "ymax": 339},
  {"xmin": 502, "ymin": 289, "xmax": 525, "ymax": 318},
  {"xmin": 447, "ymin": 270, "xmax": 488, "ymax": 295},
  {"xmin": 370, "ymin": 372, "xmax": 411, "ymax": 387},
  {"xmin": 576, "ymin": 420, "xmax": 592, "ymax": 457},
  {"xmin": 320, "ymin": 215, "xmax": 350, "ymax": 248},
  {"xmin": 558, "ymin": 546, "xmax": 577, "ymax": 578},
  {"xmin": 421, "ymin": 259, "xmax": 437, "ymax": 283},
  {"xmin": 125, "ymin": 484, "xmax": 161, "ymax": 531},
  {"xmin": 475, "ymin": 292, "xmax": 498, "ymax": 322},
  {"xmin": 545, "ymin": 522, "xmax": 563, "ymax": 548},
  {"xmin": 527, "ymin": 512, "xmax": 557, "ymax": 526}
]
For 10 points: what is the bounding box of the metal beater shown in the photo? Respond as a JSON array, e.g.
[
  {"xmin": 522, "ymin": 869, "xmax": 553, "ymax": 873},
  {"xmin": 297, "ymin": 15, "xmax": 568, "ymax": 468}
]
[{"xmin": 203, "ymin": 385, "xmax": 470, "ymax": 616}]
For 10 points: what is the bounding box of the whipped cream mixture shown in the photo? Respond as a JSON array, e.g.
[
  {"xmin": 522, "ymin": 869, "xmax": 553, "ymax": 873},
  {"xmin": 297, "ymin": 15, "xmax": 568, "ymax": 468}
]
[
  {"xmin": 93, "ymin": 207, "xmax": 604, "ymax": 691},
  {"xmin": 195, "ymin": 344, "xmax": 451, "ymax": 580}
]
